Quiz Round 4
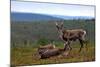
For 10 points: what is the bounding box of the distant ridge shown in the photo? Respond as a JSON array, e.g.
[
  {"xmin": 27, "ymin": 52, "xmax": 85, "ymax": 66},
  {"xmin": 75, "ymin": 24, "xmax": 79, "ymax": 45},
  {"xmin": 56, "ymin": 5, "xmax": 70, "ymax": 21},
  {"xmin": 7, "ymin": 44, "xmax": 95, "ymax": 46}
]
[
  {"xmin": 11, "ymin": 12, "xmax": 63, "ymax": 21},
  {"xmin": 53, "ymin": 15, "xmax": 94, "ymax": 20},
  {"xmin": 11, "ymin": 12, "xmax": 94, "ymax": 22}
]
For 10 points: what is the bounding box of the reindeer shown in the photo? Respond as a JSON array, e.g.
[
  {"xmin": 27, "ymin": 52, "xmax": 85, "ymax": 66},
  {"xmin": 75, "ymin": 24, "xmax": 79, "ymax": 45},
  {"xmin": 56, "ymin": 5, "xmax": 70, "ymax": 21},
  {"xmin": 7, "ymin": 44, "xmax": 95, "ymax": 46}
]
[
  {"xmin": 39, "ymin": 48, "xmax": 65, "ymax": 59},
  {"xmin": 55, "ymin": 22, "xmax": 86, "ymax": 52},
  {"xmin": 37, "ymin": 42, "xmax": 70, "ymax": 59},
  {"xmin": 37, "ymin": 44, "xmax": 69, "ymax": 59}
]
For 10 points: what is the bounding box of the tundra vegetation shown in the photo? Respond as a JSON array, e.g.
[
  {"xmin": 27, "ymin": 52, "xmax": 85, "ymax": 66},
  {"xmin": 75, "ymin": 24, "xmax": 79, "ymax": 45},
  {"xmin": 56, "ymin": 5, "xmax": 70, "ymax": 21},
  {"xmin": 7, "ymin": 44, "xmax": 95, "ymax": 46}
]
[{"xmin": 11, "ymin": 19, "xmax": 95, "ymax": 66}]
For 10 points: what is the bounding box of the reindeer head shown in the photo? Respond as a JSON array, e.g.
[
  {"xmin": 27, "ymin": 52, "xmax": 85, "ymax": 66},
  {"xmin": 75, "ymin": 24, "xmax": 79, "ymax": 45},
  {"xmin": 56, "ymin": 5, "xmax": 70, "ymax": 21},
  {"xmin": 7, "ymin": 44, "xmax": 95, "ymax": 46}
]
[
  {"xmin": 55, "ymin": 22, "xmax": 63, "ymax": 31},
  {"xmin": 55, "ymin": 22, "xmax": 64, "ymax": 38}
]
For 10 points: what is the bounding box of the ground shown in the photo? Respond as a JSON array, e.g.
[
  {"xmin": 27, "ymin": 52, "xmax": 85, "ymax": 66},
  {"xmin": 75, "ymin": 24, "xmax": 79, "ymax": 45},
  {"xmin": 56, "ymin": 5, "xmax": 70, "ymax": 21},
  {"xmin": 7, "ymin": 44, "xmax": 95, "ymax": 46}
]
[{"xmin": 11, "ymin": 43, "xmax": 95, "ymax": 66}]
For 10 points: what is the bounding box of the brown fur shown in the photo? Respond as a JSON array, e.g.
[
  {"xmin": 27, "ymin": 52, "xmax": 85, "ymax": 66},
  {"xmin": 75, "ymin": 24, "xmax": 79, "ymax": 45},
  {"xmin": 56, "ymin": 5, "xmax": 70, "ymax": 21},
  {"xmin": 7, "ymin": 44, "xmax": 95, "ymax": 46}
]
[{"xmin": 38, "ymin": 47, "xmax": 65, "ymax": 59}]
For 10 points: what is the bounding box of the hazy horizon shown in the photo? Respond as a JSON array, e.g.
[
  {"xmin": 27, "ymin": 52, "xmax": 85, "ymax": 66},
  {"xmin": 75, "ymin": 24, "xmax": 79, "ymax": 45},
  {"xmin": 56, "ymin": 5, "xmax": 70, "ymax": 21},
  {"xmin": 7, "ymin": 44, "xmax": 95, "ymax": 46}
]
[{"xmin": 11, "ymin": 1, "xmax": 95, "ymax": 17}]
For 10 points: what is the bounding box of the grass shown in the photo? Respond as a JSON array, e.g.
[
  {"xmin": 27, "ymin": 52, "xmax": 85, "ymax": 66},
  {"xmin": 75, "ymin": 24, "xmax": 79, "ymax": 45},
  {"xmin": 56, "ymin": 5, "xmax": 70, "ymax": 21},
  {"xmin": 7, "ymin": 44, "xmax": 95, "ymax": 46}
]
[{"xmin": 11, "ymin": 43, "xmax": 95, "ymax": 66}]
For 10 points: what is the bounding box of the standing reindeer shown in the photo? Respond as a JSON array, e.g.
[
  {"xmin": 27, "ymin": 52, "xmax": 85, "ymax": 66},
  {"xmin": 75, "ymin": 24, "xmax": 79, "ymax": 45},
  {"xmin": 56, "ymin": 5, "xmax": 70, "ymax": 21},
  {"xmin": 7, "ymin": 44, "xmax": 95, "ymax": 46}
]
[{"xmin": 55, "ymin": 22, "xmax": 86, "ymax": 52}]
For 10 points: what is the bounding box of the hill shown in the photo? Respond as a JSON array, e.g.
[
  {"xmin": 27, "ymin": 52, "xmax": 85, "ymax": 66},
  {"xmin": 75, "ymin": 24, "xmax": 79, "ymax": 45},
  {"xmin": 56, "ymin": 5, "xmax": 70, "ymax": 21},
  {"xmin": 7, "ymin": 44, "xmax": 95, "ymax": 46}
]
[
  {"xmin": 11, "ymin": 12, "xmax": 94, "ymax": 22},
  {"xmin": 11, "ymin": 12, "xmax": 62, "ymax": 21}
]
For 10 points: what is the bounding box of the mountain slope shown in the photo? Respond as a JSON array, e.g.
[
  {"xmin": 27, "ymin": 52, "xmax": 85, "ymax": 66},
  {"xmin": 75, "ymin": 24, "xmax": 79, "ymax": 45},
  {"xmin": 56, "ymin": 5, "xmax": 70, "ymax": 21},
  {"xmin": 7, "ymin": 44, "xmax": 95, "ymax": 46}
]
[
  {"xmin": 11, "ymin": 12, "xmax": 94, "ymax": 22},
  {"xmin": 53, "ymin": 15, "xmax": 94, "ymax": 20},
  {"xmin": 11, "ymin": 12, "xmax": 62, "ymax": 21}
]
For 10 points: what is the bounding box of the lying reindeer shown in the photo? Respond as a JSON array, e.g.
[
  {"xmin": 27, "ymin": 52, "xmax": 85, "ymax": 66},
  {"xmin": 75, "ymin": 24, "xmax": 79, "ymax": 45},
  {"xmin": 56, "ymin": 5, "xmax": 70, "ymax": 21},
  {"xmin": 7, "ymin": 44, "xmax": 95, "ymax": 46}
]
[
  {"xmin": 38, "ymin": 48, "xmax": 65, "ymax": 59},
  {"xmin": 55, "ymin": 22, "xmax": 86, "ymax": 52},
  {"xmin": 37, "ymin": 43, "xmax": 69, "ymax": 59}
]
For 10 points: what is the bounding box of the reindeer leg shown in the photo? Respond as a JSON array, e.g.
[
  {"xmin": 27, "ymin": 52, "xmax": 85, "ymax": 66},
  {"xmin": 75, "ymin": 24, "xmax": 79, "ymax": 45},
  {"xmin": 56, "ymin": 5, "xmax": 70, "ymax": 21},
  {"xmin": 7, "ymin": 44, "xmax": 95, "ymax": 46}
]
[
  {"xmin": 79, "ymin": 39, "xmax": 84, "ymax": 52},
  {"xmin": 82, "ymin": 40, "xmax": 89, "ymax": 52},
  {"xmin": 64, "ymin": 42, "xmax": 68, "ymax": 51},
  {"xmin": 63, "ymin": 41, "xmax": 71, "ymax": 56},
  {"xmin": 68, "ymin": 41, "xmax": 72, "ymax": 51},
  {"xmin": 64, "ymin": 41, "xmax": 72, "ymax": 51}
]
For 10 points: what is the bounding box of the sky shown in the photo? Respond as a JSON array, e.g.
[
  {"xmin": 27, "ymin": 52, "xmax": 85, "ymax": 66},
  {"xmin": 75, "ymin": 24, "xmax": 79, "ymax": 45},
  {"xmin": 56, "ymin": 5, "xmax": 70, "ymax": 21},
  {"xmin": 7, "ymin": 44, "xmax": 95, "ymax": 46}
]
[
  {"xmin": 11, "ymin": 1, "xmax": 95, "ymax": 17},
  {"xmin": 11, "ymin": 0, "xmax": 95, "ymax": 5}
]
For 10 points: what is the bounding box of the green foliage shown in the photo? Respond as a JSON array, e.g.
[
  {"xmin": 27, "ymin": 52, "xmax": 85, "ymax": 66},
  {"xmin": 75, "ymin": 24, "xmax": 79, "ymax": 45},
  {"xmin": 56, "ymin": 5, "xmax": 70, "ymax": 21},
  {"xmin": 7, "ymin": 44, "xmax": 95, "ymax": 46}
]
[
  {"xmin": 36, "ymin": 38, "xmax": 50, "ymax": 46},
  {"xmin": 11, "ymin": 19, "xmax": 95, "ymax": 47}
]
